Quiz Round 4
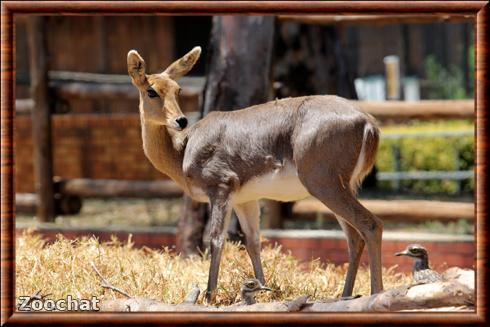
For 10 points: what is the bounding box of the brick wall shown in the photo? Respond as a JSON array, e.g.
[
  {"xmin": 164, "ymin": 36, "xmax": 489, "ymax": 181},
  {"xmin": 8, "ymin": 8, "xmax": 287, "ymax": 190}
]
[
  {"xmin": 267, "ymin": 235, "xmax": 474, "ymax": 272},
  {"xmin": 15, "ymin": 114, "xmax": 167, "ymax": 193},
  {"xmin": 16, "ymin": 227, "xmax": 475, "ymax": 273}
]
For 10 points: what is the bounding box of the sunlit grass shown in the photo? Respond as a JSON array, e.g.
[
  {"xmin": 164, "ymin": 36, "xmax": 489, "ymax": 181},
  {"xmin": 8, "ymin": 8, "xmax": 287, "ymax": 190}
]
[{"xmin": 16, "ymin": 231, "xmax": 410, "ymax": 307}]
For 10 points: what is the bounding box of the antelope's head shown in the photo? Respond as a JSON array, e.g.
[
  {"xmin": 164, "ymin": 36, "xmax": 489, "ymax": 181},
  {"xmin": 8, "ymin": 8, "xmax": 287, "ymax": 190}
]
[{"xmin": 127, "ymin": 47, "xmax": 201, "ymax": 131}]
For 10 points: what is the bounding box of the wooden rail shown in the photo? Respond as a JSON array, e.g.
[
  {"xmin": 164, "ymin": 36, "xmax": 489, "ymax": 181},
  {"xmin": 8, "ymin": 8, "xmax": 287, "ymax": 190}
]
[
  {"xmin": 16, "ymin": 193, "xmax": 82, "ymax": 215},
  {"xmin": 293, "ymin": 198, "xmax": 474, "ymax": 221},
  {"xmin": 24, "ymin": 178, "xmax": 475, "ymax": 222},
  {"xmin": 52, "ymin": 81, "xmax": 199, "ymax": 101},
  {"xmin": 16, "ymin": 97, "xmax": 474, "ymax": 121},
  {"xmin": 15, "ymin": 99, "xmax": 35, "ymax": 115},
  {"xmin": 355, "ymin": 100, "xmax": 474, "ymax": 121},
  {"xmin": 15, "ymin": 70, "xmax": 474, "ymax": 120},
  {"xmin": 57, "ymin": 178, "xmax": 183, "ymax": 198}
]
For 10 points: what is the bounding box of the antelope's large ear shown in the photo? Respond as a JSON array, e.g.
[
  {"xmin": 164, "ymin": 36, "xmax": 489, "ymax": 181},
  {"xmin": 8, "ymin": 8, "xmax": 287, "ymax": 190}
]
[
  {"xmin": 127, "ymin": 50, "xmax": 147, "ymax": 86},
  {"xmin": 163, "ymin": 46, "xmax": 201, "ymax": 80}
]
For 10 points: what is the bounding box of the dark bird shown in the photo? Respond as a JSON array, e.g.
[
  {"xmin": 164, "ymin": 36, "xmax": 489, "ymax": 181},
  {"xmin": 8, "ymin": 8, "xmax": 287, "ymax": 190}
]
[
  {"xmin": 395, "ymin": 244, "xmax": 442, "ymax": 284},
  {"xmin": 239, "ymin": 278, "xmax": 272, "ymax": 305}
]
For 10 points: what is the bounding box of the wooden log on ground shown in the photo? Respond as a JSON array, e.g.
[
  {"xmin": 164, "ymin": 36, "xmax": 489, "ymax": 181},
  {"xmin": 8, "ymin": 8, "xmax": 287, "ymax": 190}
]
[
  {"xmin": 16, "ymin": 193, "xmax": 82, "ymax": 215},
  {"xmin": 303, "ymin": 268, "xmax": 474, "ymax": 312},
  {"xmin": 28, "ymin": 16, "xmax": 55, "ymax": 222},
  {"xmin": 98, "ymin": 268, "xmax": 473, "ymax": 312},
  {"xmin": 355, "ymin": 100, "xmax": 474, "ymax": 121},
  {"xmin": 99, "ymin": 296, "xmax": 309, "ymax": 312},
  {"xmin": 293, "ymin": 198, "xmax": 474, "ymax": 221},
  {"xmin": 57, "ymin": 178, "xmax": 183, "ymax": 198}
]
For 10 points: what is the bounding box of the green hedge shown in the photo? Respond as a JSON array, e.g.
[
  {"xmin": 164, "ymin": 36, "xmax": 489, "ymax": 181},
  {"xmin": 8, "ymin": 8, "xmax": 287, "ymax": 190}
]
[{"xmin": 376, "ymin": 121, "xmax": 474, "ymax": 194}]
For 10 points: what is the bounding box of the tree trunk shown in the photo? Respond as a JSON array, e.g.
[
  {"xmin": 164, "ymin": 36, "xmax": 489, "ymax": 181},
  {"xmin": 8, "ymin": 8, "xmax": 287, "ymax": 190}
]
[
  {"xmin": 202, "ymin": 16, "xmax": 275, "ymax": 113},
  {"xmin": 273, "ymin": 22, "xmax": 357, "ymax": 99},
  {"xmin": 177, "ymin": 16, "xmax": 276, "ymax": 255}
]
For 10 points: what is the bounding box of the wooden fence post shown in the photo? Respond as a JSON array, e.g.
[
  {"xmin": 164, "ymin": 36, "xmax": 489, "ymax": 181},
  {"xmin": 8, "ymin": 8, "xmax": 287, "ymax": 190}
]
[{"xmin": 27, "ymin": 17, "xmax": 55, "ymax": 222}]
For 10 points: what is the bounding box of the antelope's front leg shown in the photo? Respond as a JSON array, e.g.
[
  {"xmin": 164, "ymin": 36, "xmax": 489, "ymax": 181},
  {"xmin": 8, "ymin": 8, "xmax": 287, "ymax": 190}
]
[{"xmin": 205, "ymin": 191, "xmax": 232, "ymax": 304}]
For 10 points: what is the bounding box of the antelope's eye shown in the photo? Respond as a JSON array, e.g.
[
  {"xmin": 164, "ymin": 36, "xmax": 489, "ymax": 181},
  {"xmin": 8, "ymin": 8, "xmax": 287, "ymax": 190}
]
[{"xmin": 147, "ymin": 89, "xmax": 159, "ymax": 98}]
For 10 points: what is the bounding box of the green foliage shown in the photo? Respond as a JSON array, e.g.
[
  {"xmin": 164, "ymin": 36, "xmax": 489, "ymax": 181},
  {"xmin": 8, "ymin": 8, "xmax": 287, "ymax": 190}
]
[
  {"xmin": 376, "ymin": 121, "xmax": 474, "ymax": 194},
  {"xmin": 423, "ymin": 55, "xmax": 469, "ymax": 99}
]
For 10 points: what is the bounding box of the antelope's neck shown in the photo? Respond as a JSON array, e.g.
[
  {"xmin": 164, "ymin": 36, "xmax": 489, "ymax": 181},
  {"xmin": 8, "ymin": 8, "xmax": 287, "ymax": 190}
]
[{"xmin": 140, "ymin": 119, "xmax": 186, "ymax": 187}]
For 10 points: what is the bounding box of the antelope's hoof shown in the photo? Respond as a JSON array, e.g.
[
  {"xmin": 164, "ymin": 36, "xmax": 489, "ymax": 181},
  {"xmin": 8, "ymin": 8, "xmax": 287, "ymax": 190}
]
[{"xmin": 204, "ymin": 290, "xmax": 216, "ymax": 305}]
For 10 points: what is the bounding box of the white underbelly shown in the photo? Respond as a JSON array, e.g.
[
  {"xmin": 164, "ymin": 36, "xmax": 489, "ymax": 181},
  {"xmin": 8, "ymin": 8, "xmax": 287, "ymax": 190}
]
[
  {"xmin": 189, "ymin": 165, "xmax": 310, "ymax": 204},
  {"xmin": 234, "ymin": 165, "xmax": 310, "ymax": 204}
]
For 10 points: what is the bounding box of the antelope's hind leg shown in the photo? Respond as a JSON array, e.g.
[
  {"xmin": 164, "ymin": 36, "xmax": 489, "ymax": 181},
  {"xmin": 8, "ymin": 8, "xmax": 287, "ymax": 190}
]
[
  {"xmin": 301, "ymin": 175, "xmax": 384, "ymax": 295},
  {"xmin": 234, "ymin": 201, "xmax": 265, "ymax": 284},
  {"xmin": 337, "ymin": 218, "xmax": 365, "ymax": 297}
]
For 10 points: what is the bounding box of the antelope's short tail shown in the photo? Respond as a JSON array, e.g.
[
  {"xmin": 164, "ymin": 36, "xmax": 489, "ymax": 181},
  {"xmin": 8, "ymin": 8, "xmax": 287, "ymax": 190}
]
[{"xmin": 350, "ymin": 117, "xmax": 380, "ymax": 192}]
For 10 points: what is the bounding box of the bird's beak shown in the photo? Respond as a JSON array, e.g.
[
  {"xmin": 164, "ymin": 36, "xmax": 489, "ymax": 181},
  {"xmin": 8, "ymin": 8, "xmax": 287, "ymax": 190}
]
[
  {"xmin": 260, "ymin": 286, "xmax": 273, "ymax": 292},
  {"xmin": 395, "ymin": 250, "xmax": 409, "ymax": 256}
]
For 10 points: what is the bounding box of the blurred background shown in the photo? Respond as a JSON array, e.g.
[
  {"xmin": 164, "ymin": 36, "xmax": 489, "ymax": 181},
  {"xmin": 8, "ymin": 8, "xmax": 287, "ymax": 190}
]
[{"xmin": 15, "ymin": 15, "xmax": 474, "ymax": 272}]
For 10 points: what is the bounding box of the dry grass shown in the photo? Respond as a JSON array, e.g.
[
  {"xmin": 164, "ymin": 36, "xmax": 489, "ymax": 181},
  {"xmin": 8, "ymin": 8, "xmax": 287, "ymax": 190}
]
[{"xmin": 16, "ymin": 231, "xmax": 411, "ymax": 306}]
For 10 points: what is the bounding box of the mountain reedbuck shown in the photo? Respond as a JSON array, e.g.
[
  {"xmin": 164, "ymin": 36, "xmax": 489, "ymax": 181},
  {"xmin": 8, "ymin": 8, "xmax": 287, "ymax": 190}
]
[{"xmin": 127, "ymin": 46, "xmax": 383, "ymax": 303}]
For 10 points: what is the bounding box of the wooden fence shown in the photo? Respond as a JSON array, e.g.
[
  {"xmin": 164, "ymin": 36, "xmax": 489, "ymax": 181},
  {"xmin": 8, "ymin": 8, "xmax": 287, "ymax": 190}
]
[
  {"xmin": 17, "ymin": 79, "xmax": 474, "ymax": 223},
  {"xmin": 20, "ymin": 17, "xmax": 474, "ymax": 223}
]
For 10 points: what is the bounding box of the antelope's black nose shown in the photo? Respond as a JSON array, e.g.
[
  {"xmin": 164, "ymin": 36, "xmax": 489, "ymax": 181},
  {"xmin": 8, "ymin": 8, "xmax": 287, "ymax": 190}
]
[{"xmin": 176, "ymin": 116, "xmax": 188, "ymax": 129}]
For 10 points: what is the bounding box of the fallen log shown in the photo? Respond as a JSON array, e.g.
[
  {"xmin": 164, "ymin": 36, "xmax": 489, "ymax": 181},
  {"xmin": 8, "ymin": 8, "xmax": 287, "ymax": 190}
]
[
  {"xmin": 97, "ymin": 268, "xmax": 474, "ymax": 312},
  {"xmin": 93, "ymin": 261, "xmax": 309, "ymax": 312},
  {"xmin": 303, "ymin": 271, "xmax": 474, "ymax": 312},
  {"xmin": 99, "ymin": 296, "xmax": 310, "ymax": 312}
]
